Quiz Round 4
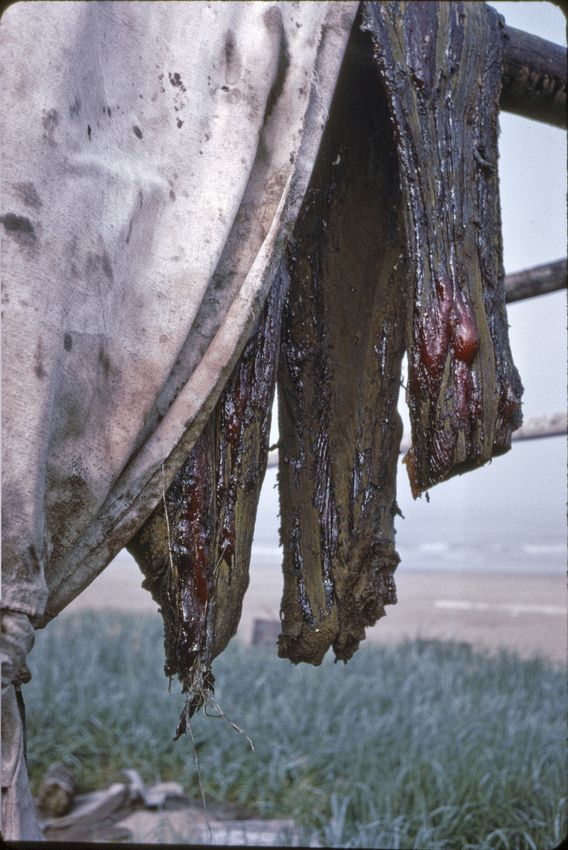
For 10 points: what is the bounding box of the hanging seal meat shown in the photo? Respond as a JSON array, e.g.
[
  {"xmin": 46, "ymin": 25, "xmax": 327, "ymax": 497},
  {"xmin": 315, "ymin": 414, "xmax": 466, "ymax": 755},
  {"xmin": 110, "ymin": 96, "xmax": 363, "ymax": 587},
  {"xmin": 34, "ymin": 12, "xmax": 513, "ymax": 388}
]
[
  {"xmin": 277, "ymin": 1, "xmax": 524, "ymax": 665},
  {"xmin": 361, "ymin": 1, "xmax": 523, "ymax": 498},
  {"xmin": 131, "ymin": 1, "xmax": 525, "ymax": 696},
  {"xmin": 128, "ymin": 272, "xmax": 288, "ymax": 737},
  {"xmin": 277, "ymin": 21, "xmax": 409, "ymax": 665}
]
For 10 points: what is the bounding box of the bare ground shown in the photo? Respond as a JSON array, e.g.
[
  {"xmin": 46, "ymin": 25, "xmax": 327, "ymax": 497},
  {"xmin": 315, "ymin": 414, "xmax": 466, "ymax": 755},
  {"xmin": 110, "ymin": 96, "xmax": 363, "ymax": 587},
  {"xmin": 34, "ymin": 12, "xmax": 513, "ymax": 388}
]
[{"xmin": 65, "ymin": 555, "xmax": 566, "ymax": 664}]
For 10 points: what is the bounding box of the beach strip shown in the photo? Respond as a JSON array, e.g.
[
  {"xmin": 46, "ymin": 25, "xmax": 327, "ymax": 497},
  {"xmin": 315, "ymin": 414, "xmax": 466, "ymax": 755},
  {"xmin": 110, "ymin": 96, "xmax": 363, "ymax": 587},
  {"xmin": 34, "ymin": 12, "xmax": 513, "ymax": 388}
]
[{"xmin": 63, "ymin": 555, "xmax": 566, "ymax": 664}]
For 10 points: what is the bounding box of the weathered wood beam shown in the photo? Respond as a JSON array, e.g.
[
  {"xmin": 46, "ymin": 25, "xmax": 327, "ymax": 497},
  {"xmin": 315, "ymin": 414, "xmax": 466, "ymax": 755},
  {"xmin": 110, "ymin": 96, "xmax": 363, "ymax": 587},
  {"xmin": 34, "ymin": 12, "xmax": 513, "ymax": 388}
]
[
  {"xmin": 500, "ymin": 25, "xmax": 567, "ymax": 129},
  {"xmin": 266, "ymin": 411, "xmax": 567, "ymax": 469},
  {"xmin": 505, "ymin": 258, "xmax": 567, "ymax": 303}
]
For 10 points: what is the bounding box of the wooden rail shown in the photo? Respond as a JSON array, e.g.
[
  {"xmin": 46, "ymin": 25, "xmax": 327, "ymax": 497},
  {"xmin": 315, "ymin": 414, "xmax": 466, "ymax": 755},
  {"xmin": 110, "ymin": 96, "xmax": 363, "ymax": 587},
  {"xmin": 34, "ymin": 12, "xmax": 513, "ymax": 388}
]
[
  {"xmin": 506, "ymin": 412, "xmax": 567, "ymax": 444},
  {"xmin": 267, "ymin": 412, "xmax": 567, "ymax": 469},
  {"xmin": 505, "ymin": 258, "xmax": 567, "ymax": 303},
  {"xmin": 501, "ymin": 25, "xmax": 567, "ymax": 129},
  {"xmin": 397, "ymin": 413, "xmax": 567, "ymax": 456}
]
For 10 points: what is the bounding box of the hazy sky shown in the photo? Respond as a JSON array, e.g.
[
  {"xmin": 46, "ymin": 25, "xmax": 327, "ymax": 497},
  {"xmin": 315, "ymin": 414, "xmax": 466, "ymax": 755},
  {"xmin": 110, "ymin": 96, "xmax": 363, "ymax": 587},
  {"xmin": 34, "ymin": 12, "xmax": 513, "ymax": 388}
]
[{"xmin": 488, "ymin": 1, "xmax": 566, "ymax": 422}]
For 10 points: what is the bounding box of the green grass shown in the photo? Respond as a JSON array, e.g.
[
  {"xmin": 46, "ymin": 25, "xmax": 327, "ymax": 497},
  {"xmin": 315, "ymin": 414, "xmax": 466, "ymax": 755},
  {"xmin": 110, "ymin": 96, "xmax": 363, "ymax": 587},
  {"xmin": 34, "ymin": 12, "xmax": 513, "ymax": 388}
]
[{"xmin": 25, "ymin": 610, "xmax": 566, "ymax": 849}]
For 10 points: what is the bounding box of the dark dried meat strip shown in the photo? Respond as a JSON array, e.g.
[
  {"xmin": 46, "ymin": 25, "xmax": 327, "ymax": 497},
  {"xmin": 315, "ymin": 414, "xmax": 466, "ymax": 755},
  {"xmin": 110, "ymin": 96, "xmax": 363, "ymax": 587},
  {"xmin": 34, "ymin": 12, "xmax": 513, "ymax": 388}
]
[
  {"xmin": 277, "ymin": 22, "xmax": 408, "ymax": 665},
  {"xmin": 128, "ymin": 271, "xmax": 287, "ymax": 735},
  {"xmin": 362, "ymin": 1, "xmax": 523, "ymax": 497}
]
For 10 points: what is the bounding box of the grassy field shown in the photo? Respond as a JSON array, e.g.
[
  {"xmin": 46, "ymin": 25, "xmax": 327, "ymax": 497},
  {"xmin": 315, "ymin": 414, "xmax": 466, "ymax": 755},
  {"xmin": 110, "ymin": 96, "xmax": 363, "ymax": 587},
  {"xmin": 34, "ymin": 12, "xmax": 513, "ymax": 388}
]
[{"xmin": 25, "ymin": 610, "xmax": 566, "ymax": 849}]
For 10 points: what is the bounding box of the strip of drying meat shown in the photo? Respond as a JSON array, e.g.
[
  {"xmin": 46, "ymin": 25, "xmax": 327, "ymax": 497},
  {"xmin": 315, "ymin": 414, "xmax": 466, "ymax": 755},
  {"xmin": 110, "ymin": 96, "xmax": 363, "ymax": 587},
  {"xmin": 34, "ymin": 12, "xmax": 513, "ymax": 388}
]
[
  {"xmin": 128, "ymin": 272, "xmax": 287, "ymax": 736},
  {"xmin": 362, "ymin": 1, "xmax": 523, "ymax": 498},
  {"xmin": 277, "ymin": 22, "xmax": 408, "ymax": 666}
]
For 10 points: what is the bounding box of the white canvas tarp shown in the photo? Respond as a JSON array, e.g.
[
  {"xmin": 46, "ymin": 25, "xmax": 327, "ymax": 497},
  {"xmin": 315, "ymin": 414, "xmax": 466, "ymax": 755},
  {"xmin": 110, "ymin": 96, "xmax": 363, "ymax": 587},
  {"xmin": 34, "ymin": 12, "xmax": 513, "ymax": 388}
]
[
  {"xmin": 1, "ymin": 0, "xmax": 358, "ymax": 623},
  {"xmin": 1, "ymin": 2, "xmax": 358, "ymax": 838}
]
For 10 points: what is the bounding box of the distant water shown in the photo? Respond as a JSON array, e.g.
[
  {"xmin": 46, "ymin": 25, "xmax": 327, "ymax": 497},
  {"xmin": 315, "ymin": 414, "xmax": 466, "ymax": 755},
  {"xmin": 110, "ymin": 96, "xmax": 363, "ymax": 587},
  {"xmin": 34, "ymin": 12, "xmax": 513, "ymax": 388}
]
[
  {"xmin": 252, "ymin": 436, "xmax": 566, "ymax": 576},
  {"xmin": 250, "ymin": 540, "xmax": 565, "ymax": 575}
]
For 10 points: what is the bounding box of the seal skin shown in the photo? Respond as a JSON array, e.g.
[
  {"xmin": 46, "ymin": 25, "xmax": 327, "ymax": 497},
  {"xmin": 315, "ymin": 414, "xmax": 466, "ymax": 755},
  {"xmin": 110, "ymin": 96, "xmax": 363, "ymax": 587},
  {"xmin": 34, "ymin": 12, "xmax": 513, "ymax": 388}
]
[
  {"xmin": 128, "ymin": 271, "xmax": 288, "ymax": 735},
  {"xmin": 277, "ymin": 20, "xmax": 409, "ymax": 665},
  {"xmin": 278, "ymin": 2, "xmax": 524, "ymax": 665},
  {"xmin": 362, "ymin": 1, "xmax": 523, "ymax": 498}
]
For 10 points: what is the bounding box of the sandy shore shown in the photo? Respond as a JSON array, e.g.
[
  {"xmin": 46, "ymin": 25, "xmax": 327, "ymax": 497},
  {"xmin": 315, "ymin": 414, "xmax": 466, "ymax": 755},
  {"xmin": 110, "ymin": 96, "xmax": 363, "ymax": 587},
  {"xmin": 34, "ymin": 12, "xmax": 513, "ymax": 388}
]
[{"xmin": 64, "ymin": 555, "xmax": 567, "ymax": 664}]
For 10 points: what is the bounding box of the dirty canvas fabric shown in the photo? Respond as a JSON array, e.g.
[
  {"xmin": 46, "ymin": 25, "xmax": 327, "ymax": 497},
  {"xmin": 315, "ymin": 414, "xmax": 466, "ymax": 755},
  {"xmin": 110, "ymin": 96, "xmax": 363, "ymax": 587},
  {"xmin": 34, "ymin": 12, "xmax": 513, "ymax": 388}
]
[
  {"xmin": 0, "ymin": 610, "xmax": 40, "ymax": 840},
  {"xmin": 1, "ymin": 1, "xmax": 357, "ymax": 838},
  {"xmin": 1, "ymin": 685, "xmax": 43, "ymax": 842},
  {"xmin": 1, "ymin": 0, "xmax": 358, "ymax": 625}
]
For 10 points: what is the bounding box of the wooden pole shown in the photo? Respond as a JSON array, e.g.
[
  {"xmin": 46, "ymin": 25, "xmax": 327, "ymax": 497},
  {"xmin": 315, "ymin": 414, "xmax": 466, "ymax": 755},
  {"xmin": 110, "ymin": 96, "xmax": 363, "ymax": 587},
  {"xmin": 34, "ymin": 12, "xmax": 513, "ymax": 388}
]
[
  {"xmin": 266, "ymin": 412, "xmax": 567, "ymax": 469},
  {"xmin": 505, "ymin": 258, "xmax": 567, "ymax": 303},
  {"xmin": 500, "ymin": 25, "xmax": 567, "ymax": 129},
  {"xmin": 397, "ymin": 413, "xmax": 567, "ymax": 456},
  {"xmin": 507, "ymin": 412, "xmax": 567, "ymax": 444}
]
